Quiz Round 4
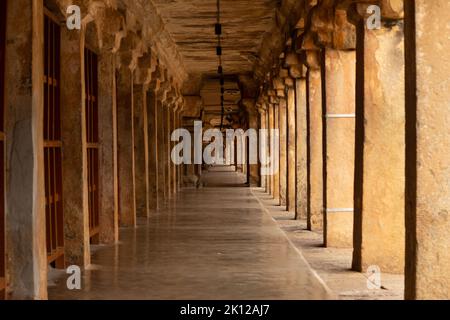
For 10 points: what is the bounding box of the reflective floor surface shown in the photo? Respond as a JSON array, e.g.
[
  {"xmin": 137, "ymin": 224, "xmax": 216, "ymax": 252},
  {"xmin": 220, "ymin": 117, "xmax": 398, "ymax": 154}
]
[{"xmin": 48, "ymin": 167, "xmax": 331, "ymax": 300}]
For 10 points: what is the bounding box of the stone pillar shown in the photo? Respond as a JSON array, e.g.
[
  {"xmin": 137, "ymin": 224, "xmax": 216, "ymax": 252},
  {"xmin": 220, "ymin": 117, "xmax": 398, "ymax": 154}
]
[
  {"xmin": 117, "ymin": 67, "xmax": 136, "ymax": 228},
  {"xmin": 133, "ymin": 84, "xmax": 148, "ymax": 218},
  {"xmin": 352, "ymin": 15, "xmax": 405, "ymax": 274},
  {"xmin": 4, "ymin": 0, "xmax": 47, "ymax": 299},
  {"xmin": 278, "ymin": 98, "xmax": 287, "ymax": 206},
  {"xmin": 286, "ymin": 82, "xmax": 296, "ymax": 212},
  {"xmin": 295, "ymin": 77, "xmax": 308, "ymax": 220},
  {"xmin": 259, "ymin": 108, "xmax": 267, "ymax": 190},
  {"xmin": 164, "ymin": 105, "xmax": 171, "ymax": 197},
  {"xmin": 146, "ymin": 89, "xmax": 159, "ymax": 210},
  {"xmin": 98, "ymin": 52, "xmax": 119, "ymax": 243},
  {"xmin": 242, "ymin": 133, "xmax": 248, "ymax": 178},
  {"xmin": 267, "ymin": 103, "xmax": 275, "ymax": 196},
  {"xmin": 405, "ymin": 0, "xmax": 450, "ymax": 300},
  {"xmin": 171, "ymin": 107, "xmax": 178, "ymax": 193},
  {"xmin": 156, "ymin": 99, "xmax": 166, "ymax": 203},
  {"xmin": 60, "ymin": 17, "xmax": 90, "ymax": 267},
  {"xmin": 175, "ymin": 108, "xmax": 183, "ymax": 192},
  {"xmin": 143, "ymin": 89, "xmax": 151, "ymax": 213},
  {"xmin": 247, "ymin": 107, "xmax": 260, "ymax": 186},
  {"xmin": 273, "ymin": 103, "xmax": 280, "ymax": 202},
  {"xmin": 306, "ymin": 52, "xmax": 324, "ymax": 231},
  {"xmin": 166, "ymin": 103, "xmax": 171, "ymax": 197},
  {"xmin": 233, "ymin": 132, "xmax": 244, "ymax": 172},
  {"xmin": 263, "ymin": 107, "xmax": 271, "ymax": 192},
  {"xmin": 323, "ymin": 49, "xmax": 355, "ymax": 248},
  {"xmin": 168, "ymin": 103, "xmax": 176, "ymax": 196}
]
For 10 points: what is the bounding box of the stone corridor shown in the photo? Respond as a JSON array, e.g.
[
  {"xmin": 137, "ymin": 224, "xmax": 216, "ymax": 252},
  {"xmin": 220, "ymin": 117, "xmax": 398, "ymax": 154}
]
[
  {"xmin": 0, "ymin": 0, "xmax": 449, "ymax": 301},
  {"xmin": 48, "ymin": 167, "xmax": 331, "ymax": 300}
]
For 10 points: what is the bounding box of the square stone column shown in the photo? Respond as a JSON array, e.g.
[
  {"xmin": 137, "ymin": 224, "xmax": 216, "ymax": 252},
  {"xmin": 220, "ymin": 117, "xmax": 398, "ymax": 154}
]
[
  {"xmin": 273, "ymin": 103, "xmax": 280, "ymax": 202},
  {"xmin": 259, "ymin": 109, "xmax": 267, "ymax": 190},
  {"xmin": 175, "ymin": 109, "xmax": 183, "ymax": 192},
  {"xmin": 267, "ymin": 104, "xmax": 275, "ymax": 196},
  {"xmin": 405, "ymin": 0, "xmax": 450, "ymax": 300},
  {"xmin": 323, "ymin": 49, "xmax": 355, "ymax": 248},
  {"xmin": 295, "ymin": 78, "xmax": 308, "ymax": 220},
  {"xmin": 156, "ymin": 99, "xmax": 167, "ymax": 203},
  {"xmin": 286, "ymin": 85, "xmax": 296, "ymax": 212},
  {"xmin": 163, "ymin": 105, "xmax": 171, "ymax": 197},
  {"xmin": 117, "ymin": 67, "xmax": 136, "ymax": 228},
  {"xmin": 60, "ymin": 19, "xmax": 90, "ymax": 267},
  {"xmin": 171, "ymin": 107, "xmax": 178, "ymax": 194},
  {"xmin": 248, "ymin": 110, "xmax": 260, "ymax": 187},
  {"xmin": 307, "ymin": 68, "xmax": 324, "ymax": 231},
  {"xmin": 278, "ymin": 99, "xmax": 287, "ymax": 206},
  {"xmin": 167, "ymin": 105, "xmax": 175, "ymax": 196},
  {"xmin": 133, "ymin": 84, "xmax": 148, "ymax": 218},
  {"xmin": 263, "ymin": 108, "xmax": 271, "ymax": 192},
  {"xmin": 146, "ymin": 90, "xmax": 159, "ymax": 210},
  {"xmin": 4, "ymin": 0, "xmax": 47, "ymax": 299},
  {"xmin": 352, "ymin": 20, "xmax": 405, "ymax": 274},
  {"xmin": 98, "ymin": 53, "xmax": 119, "ymax": 243}
]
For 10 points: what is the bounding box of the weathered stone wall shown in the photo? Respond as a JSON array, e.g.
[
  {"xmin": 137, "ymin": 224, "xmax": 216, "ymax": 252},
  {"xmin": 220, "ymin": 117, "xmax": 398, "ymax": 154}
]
[{"xmin": 405, "ymin": 0, "xmax": 450, "ymax": 300}]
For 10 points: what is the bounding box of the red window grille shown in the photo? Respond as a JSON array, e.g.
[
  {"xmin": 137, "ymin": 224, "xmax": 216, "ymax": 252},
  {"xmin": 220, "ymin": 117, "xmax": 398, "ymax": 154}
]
[
  {"xmin": 44, "ymin": 13, "xmax": 65, "ymax": 268},
  {"xmin": 85, "ymin": 48, "xmax": 100, "ymax": 242}
]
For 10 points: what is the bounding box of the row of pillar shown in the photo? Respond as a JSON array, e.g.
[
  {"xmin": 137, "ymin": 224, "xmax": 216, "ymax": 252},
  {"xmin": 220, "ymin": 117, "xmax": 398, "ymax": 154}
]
[
  {"xmin": 2, "ymin": 0, "xmax": 184, "ymax": 299},
  {"xmin": 257, "ymin": 0, "xmax": 450, "ymax": 299}
]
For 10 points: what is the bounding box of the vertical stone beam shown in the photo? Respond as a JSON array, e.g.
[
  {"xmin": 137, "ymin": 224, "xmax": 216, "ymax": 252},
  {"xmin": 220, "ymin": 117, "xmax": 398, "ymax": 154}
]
[
  {"xmin": 98, "ymin": 52, "xmax": 119, "ymax": 243},
  {"xmin": 167, "ymin": 105, "xmax": 173, "ymax": 194},
  {"xmin": 323, "ymin": 49, "xmax": 355, "ymax": 248},
  {"xmin": 156, "ymin": 98, "xmax": 166, "ymax": 203},
  {"xmin": 278, "ymin": 98, "xmax": 287, "ymax": 206},
  {"xmin": 259, "ymin": 108, "xmax": 267, "ymax": 190},
  {"xmin": 133, "ymin": 84, "xmax": 148, "ymax": 218},
  {"xmin": 273, "ymin": 103, "xmax": 280, "ymax": 202},
  {"xmin": 286, "ymin": 82, "xmax": 296, "ymax": 212},
  {"xmin": 164, "ymin": 105, "xmax": 171, "ymax": 197},
  {"xmin": 233, "ymin": 131, "xmax": 239, "ymax": 172},
  {"xmin": 263, "ymin": 107, "xmax": 270, "ymax": 191},
  {"xmin": 146, "ymin": 89, "xmax": 158, "ymax": 210},
  {"xmin": 60, "ymin": 18, "xmax": 90, "ymax": 267},
  {"xmin": 177, "ymin": 108, "xmax": 183, "ymax": 191},
  {"xmin": 247, "ymin": 107, "xmax": 260, "ymax": 186},
  {"xmin": 4, "ymin": 0, "xmax": 47, "ymax": 299},
  {"xmin": 267, "ymin": 103, "xmax": 275, "ymax": 196},
  {"xmin": 143, "ymin": 90, "xmax": 150, "ymax": 213},
  {"xmin": 117, "ymin": 67, "xmax": 136, "ymax": 227},
  {"xmin": 171, "ymin": 107, "xmax": 178, "ymax": 193},
  {"xmin": 307, "ymin": 53, "xmax": 324, "ymax": 231},
  {"xmin": 352, "ymin": 17, "xmax": 405, "ymax": 273},
  {"xmin": 173, "ymin": 108, "xmax": 178, "ymax": 188},
  {"xmin": 295, "ymin": 77, "xmax": 308, "ymax": 220},
  {"xmin": 405, "ymin": 0, "xmax": 450, "ymax": 300}
]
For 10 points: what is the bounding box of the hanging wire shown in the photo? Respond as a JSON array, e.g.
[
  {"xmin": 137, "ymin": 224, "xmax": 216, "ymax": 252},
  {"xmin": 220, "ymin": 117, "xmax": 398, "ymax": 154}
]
[{"xmin": 216, "ymin": 0, "xmax": 225, "ymax": 131}]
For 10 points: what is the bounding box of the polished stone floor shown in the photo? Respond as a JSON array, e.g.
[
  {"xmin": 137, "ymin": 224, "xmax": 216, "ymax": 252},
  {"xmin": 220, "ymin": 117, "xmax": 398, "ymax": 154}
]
[{"xmin": 48, "ymin": 166, "xmax": 331, "ymax": 300}]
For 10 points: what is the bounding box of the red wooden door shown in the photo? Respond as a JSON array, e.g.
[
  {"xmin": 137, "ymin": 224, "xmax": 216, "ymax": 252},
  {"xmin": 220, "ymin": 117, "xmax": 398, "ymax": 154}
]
[{"xmin": 85, "ymin": 48, "xmax": 100, "ymax": 242}]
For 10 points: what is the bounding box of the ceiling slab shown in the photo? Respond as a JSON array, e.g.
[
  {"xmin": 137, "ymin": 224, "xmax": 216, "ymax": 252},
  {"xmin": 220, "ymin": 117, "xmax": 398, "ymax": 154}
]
[{"xmin": 151, "ymin": 0, "xmax": 278, "ymax": 78}]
